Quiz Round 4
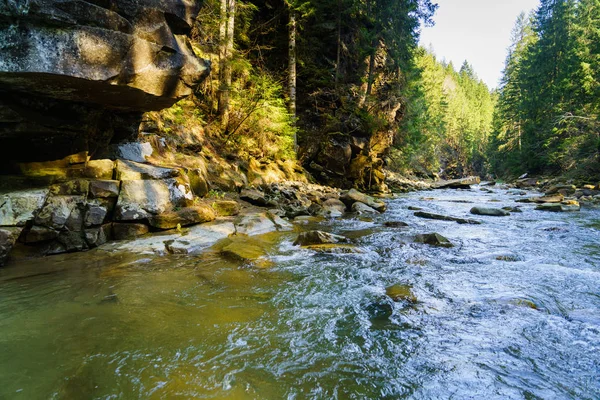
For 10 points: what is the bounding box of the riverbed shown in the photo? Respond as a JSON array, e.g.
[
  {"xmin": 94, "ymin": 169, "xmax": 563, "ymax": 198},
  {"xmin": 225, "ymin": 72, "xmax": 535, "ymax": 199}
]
[{"xmin": 1, "ymin": 186, "xmax": 599, "ymax": 399}]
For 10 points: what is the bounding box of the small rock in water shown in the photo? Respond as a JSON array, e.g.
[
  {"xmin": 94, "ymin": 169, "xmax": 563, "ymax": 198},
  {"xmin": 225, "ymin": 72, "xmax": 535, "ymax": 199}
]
[
  {"xmin": 470, "ymin": 207, "xmax": 510, "ymax": 217},
  {"xmin": 407, "ymin": 206, "xmax": 422, "ymax": 211},
  {"xmin": 496, "ymin": 255, "xmax": 522, "ymax": 262},
  {"xmin": 386, "ymin": 284, "xmax": 417, "ymax": 303},
  {"xmin": 414, "ymin": 233, "xmax": 453, "ymax": 248},
  {"xmin": 535, "ymin": 201, "xmax": 580, "ymax": 212},
  {"xmin": 384, "ymin": 221, "xmax": 409, "ymax": 228},
  {"xmin": 502, "ymin": 206, "xmax": 522, "ymax": 213},
  {"xmin": 293, "ymin": 230, "xmax": 348, "ymax": 246}
]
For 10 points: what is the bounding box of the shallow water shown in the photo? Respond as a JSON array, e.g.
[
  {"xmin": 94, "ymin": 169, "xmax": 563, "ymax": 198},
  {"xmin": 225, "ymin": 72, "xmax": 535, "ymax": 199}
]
[{"xmin": 1, "ymin": 186, "xmax": 599, "ymax": 399}]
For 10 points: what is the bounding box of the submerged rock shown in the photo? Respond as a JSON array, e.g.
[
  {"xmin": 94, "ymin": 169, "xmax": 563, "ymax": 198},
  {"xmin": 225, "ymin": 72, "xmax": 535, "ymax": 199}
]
[
  {"xmin": 384, "ymin": 221, "xmax": 409, "ymax": 228},
  {"xmin": 219, "ymin": 236, "xmax": 274, "ymax": 268},
  {"xmin": 470, "ymin": 207, "xmax": 510, "ymax": 217},
  {"xmin": 294, "ymin": 230, "xmax": 348, "ymax": 246},
  {"xmin": 386, "ymin": 284, "xmax": 417, "ymax": 303},
  {"xmin": 414, "ymin": 233, "xmax": 453, "ymax": 248}
]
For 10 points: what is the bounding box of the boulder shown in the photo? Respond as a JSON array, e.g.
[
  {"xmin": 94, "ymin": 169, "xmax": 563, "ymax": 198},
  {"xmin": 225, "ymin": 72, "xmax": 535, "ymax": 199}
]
[
  {"xmin": 414, "ymin": 233, "xmax": 453, "ymax": 248},
  {"xmin": 115, "ymin": 160, "xmax": 180, "ymax": 180},
  {"xmin": 414, "ymin": 211, "xmax": 481, "ymax": 225},
  {"xmin": 0, "ymin": 0, "xmax": 209, "ymax": 111},
  {"xmin": 85, "ymin": 201, "xmax": 109, "ymax": 227},
  {"xmin": 89, "ymin": 180, "xmax": 120, "ymax": 198},
  {"xmin": 432, "ymin": 176, "xmax": 480, "ymax": 189},
  {"xmin": 65, "ymin": 204, "xmax": 85, "ymax": 231},
  {"xmin": 320, "ymin": 198, "xmax": 346, "ymax": 217},
  {"xmin": 114, "ymin": 179, "xmax": 192, "ymax": 221},
  {"xmin": 54, "ymin": 231, "xmax": 88, "ymax": 253},
  {"xmin": 386, "ymin": 284, "xmax": 417, "ymax": 303},
  {"xmin": 240, "ymin": 189, "xmax": 270, "ymax": 207},
  {"xmin": 293, "ymin": 230, "xmax": 348, "ymax": 246},
  {"xmin": 0, "ymin": 189, "xmax": 49, "ymax": 226},
  {"xmin": 470, "ymin": 207, "xmax": 510, "ymax": 217},
  {"xmin": 212, "ymin": 200, "xmax": 241, "ymax": 216},
  {"xmin": 35, "ymin": 195, "xmax": 83, "ymax": 230},
  {"xmin": 83, "ymin": 160, "xmax": 115, "ymax": 180},
  {"xmin": 340, "ymin": 189, "xmax": 386, "ymax": 212},
  {"xmin": 0, "ymin": 227, "xmax": 23, "ymax": 266},
  {"xmin": 148, "ymin": 205, "xmax": 216, "ymax": 230},
  {"xmin": 352, "ymin": 202, "xmax": 379, "ymax": 214},
  {"xmin": 112, "ymin": 223, "xmax": 150, "ymax": 240}
]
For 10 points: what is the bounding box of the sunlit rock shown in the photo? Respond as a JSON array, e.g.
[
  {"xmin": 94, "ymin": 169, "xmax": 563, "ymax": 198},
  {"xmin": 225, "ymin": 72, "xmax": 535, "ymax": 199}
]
[
  {"xmin": 0, "ymin": 188, "xmax": 49, "ymax": 226},
  {"xmin": 414, "ymin": 233, "xmax": 453, "ymax": 248},
  {"xmin": 340, "ymin": 189, "xmax": 386, "ymax": 212},
  {"xmin": 386, "ymin": 284, "xmax": 417, "ymax": 303},
  {"xmin": 294, "ymin": 230, "xmax": 348, "ymax": 246},
  {"xmin": 148, "ymin": 205, "xmax": 216, "ymax": 230}
]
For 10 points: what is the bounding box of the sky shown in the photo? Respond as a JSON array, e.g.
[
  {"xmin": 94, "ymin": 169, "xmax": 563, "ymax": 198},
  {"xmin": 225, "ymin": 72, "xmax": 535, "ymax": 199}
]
[{"xmin": 419, "ymin": 0, "xmax": 540, "ymax": 89}]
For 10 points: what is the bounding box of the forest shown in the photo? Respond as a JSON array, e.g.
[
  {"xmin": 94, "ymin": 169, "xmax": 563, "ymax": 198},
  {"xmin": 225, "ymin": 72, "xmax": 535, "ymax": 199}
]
[{"xmin": 175, "ymin": 0, "xmax": 599, "ymax": 184}]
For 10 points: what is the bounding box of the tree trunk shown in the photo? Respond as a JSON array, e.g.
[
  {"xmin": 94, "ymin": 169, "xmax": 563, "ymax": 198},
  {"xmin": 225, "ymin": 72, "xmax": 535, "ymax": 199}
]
[
  {"xmin": 288, "ymin": 9, "xmax": 297, "ymax": 149},
  {"xmin": 365, "ymin": 40, "xmax": 377, "ymax": 98},
  {"xmin": 289, "ymin": 11, "xmax": 297, "ymax": 118},
  {"xmin": 334, "ymin": 0, "xmax": 341, "ymax": 89},
  {"xmin": 219, "ymin": 0, "xmax": 235, "ymax": 129}
]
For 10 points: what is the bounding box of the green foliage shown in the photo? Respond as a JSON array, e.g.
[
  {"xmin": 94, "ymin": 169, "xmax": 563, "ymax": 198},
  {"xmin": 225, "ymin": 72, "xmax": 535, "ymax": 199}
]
[
  {"xmin": 488, "ymin": 1, "xmax": 600, "ymax": 179},
  {"xmin": 391, "ymin": 49, "xmax": 496, "ymax": 177}
]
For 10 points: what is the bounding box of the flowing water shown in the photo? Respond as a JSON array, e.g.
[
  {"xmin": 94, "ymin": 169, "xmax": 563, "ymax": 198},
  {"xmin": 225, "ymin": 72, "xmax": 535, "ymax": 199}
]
[{"xmin": 1, "ymin": 186, "xmax": 599, "ymax": 399}]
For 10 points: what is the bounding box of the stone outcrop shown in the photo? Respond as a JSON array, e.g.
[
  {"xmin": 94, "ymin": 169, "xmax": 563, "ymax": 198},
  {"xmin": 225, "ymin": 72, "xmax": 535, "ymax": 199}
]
[{"xmin": 0, "ymin": 0, "xmax": 209, "ymax": 164}]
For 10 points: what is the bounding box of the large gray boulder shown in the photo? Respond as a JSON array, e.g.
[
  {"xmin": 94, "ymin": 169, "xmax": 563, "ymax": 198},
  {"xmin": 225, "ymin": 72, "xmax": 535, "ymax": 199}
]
[
  {"xmin": 0, "ymin": 0, "xmax": 209, "ymax": 164},
  {"xmin": 0, "ymin": 0, "xmax": 208, "ymax": 110}
]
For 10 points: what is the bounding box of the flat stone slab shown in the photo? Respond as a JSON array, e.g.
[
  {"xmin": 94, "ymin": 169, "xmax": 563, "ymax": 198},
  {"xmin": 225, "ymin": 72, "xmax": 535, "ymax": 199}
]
[
  {"xmin": 470, "ymin": 207, "xmax": 510, "ymax": 217},
  {"xmin": 106, "ymin": 213, "xmax": 292, "ymax": 255},
  {"xmin": 414, "ymin": 211, "xmax": 481, "ymax": 225},
  {"xmin": 115, "ymin": 160, "xmax": 180, "ymax": 180}
]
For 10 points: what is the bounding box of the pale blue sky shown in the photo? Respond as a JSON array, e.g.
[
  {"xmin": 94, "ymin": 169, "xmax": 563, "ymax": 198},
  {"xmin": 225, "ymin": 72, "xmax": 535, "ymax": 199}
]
[{"xmin": 419, "ymin": 0, "xmax": 540, "ymax": 89}]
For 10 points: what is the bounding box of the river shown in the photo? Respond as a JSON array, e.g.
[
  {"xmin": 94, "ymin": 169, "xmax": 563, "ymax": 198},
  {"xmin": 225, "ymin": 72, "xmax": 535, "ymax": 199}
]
[{"xmin": 0, "ymin": 185, "xmax": 599, "ymax": 399}]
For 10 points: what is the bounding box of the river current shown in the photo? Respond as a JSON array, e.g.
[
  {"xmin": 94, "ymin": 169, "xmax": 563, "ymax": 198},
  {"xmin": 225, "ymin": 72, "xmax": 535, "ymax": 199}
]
[{"xmin": 0, "ymin": 186, "xmax": 599, "ymax": 399}]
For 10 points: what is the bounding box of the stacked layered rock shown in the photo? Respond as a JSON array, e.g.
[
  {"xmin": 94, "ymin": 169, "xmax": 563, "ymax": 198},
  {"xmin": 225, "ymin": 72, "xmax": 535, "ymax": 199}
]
[{"xmin": 0, "ymin": 153, "xmax": 221, "ymax": 264}]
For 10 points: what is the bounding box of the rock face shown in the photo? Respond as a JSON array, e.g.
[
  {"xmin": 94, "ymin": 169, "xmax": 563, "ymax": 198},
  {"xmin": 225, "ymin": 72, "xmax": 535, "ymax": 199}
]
[{"xmin": 0, "ymin": 0, "xmax": 209, "ymax": 164}]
